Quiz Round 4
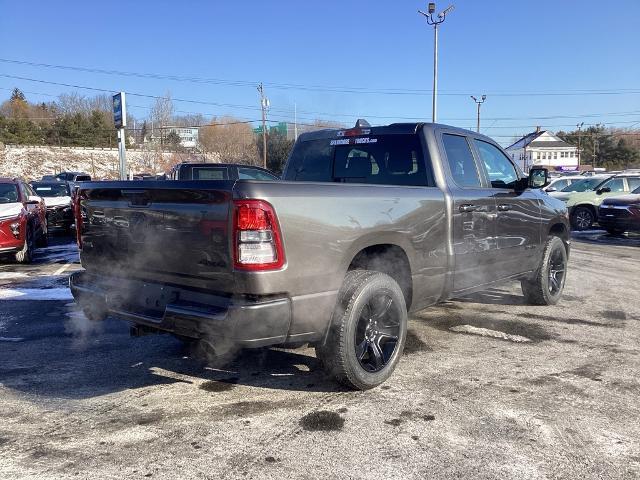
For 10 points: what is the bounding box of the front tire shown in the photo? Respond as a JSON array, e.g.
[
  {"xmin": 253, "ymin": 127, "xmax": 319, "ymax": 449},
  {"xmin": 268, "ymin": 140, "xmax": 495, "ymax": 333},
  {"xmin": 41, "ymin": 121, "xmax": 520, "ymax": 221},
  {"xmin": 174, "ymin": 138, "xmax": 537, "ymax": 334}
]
[
  {"xmin": 521, "ymin": 236, "xmax": 567, "ymax": 305},
  {"xmin": 571, "ymin": 206, "xmax": 594, "ymax": 231},
  {"xmin": 15, "ymin": 228, "xmax": 33, "ymax": 264},
  {"xmin": 316, "ymin": 270, "xmax": 407, "ymax": 390}
]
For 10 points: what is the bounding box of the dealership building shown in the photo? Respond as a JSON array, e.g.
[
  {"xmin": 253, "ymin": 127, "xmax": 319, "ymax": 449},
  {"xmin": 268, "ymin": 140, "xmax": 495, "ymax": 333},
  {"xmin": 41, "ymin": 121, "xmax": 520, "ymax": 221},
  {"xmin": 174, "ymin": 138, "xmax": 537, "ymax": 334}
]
[{"xmin": 506, "ymin": 127, "xmax": 580, "ymax": 172}]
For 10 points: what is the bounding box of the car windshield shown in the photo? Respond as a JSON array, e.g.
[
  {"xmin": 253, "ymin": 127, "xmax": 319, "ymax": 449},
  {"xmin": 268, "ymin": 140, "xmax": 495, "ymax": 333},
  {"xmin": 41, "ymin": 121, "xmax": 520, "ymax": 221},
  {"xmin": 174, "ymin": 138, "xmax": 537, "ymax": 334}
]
[
  {"xmin": 561, "ymin": 177, "xmax": 607, "ymax": 192},
  {"xmin": 0, "ymin": 184, "xmax": 20, "ymax": 203},
  {"xmin": 32, "ymin": 183, "xmax": 69, "ymax": 197}
]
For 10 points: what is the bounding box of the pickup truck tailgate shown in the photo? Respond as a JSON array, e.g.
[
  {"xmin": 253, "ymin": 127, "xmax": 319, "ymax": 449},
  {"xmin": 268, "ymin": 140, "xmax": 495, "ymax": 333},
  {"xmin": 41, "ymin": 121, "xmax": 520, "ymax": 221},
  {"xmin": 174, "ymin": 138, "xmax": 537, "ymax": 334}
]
[{"xmin": 77, "ymin": 181, "xmax": 234, "ymax": 291}]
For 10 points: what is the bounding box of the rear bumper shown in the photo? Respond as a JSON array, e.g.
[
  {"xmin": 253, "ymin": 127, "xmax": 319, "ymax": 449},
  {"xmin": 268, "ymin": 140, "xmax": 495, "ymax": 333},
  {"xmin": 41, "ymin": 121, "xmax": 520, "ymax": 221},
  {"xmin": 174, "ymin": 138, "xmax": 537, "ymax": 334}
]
[
  {"xmin": 46, "ymin": 207, "xmax": 73, "ymax": 228},
  {"xmin": 69, "ymin": 271, "xmax": 292, "ymax": 348}
]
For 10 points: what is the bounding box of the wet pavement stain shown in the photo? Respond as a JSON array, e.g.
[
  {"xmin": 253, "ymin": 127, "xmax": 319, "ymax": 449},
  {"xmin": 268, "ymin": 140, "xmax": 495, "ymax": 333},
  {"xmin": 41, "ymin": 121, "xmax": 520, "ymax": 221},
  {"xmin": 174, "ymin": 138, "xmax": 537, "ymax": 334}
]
[
  {"xmin": 404, "ymin": 330, "xmax": 432, "ymax": 354},
  {"xmin": 299, "ymin": 411, "xmax": 345, "ymax": 432},
  {"xmin": 386, "ymin": 411, "xmax": 435, "ymax": 426},
  {"xmin": 220, "ymin": 400, "xmax": 286, "ymax": 417},
  {"xmin": 564, "ymin": 364, "xmax": 604, "ymax": 382},
  {"xmin": 516, "ymin": 312, "xmax": 612, "ymax": 328},
  {"xmin": 135, "ymin": 411, "xmax": 164, "ymax": 426},
  {"xmin": 199, "ymin": 378, "xmax": 239, "ymax": 392},
  {"xmin": 601, "ymin": 310, "xmax": 627, "ymax": 321}
]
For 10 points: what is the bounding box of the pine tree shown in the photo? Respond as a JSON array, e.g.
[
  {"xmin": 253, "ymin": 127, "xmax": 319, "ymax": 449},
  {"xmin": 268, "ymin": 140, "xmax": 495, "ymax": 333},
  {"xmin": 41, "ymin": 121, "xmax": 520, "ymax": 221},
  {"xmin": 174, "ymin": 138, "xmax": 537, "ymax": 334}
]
[{"xmin": 10, "ymin": 88, "xmax": 26, "ymax": 102}]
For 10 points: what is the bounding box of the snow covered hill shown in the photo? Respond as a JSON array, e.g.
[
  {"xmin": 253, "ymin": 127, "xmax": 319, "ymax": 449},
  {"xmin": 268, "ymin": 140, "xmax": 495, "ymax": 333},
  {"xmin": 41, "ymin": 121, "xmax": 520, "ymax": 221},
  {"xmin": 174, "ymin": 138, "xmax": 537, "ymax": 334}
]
[{"xmin": 0, "ymin": 144, "xmax": 219, "ymax": 180}]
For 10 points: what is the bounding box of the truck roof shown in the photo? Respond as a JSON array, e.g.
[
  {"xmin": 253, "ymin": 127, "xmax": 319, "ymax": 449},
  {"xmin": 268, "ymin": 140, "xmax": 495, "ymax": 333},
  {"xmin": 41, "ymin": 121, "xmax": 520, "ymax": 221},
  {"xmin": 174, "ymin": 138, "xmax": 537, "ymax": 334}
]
[{"xmin": 297, "ymin": 121, "xmax": 486, "ymax": 142}]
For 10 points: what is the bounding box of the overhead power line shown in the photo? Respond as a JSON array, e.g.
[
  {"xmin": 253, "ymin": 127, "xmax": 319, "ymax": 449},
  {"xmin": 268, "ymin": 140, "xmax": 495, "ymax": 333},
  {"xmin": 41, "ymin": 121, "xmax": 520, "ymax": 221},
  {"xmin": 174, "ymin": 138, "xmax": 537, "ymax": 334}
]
[
  {"xmin": 2, "ymin": 57, "xmax": 640, "ymax": 97},
  {"xmin": 2, "ymin": 77, "xmax": 639, "ymax": 134}
]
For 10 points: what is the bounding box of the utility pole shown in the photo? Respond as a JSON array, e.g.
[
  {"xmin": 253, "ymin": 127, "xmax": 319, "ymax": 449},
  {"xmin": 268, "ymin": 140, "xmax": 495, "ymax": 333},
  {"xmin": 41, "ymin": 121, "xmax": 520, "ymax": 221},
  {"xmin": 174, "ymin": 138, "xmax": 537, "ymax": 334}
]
[
  {"xmin": 257, "ymin": 83, "xmax": 269, "ymax": 168},
  {"xmin": 418, "ymin": 3, "xmax": 455, "ymax": 123},
  {"xmin": 576, "ymin": 122, "xmax": 584, "ymax": 168},
  {"xmin": 470, "ymin": 95, "xmax": 486, "ymax": 133},
  {"xmin": 294, "ymin": 102, "xmax": 298, "ymax": 141}
]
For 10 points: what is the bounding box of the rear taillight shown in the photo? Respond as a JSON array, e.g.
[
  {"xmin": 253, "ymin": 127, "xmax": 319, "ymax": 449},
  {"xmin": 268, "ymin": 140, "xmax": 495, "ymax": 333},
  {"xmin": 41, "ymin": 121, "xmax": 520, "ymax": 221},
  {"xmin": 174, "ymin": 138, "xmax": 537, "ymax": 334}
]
[
  {"xmin": 73, "ymin": 193, "xmax": 83, "ymax": 249},
  {"xmin": 233, "ymin": 200, "xmax": 285, "ymax": 271}
]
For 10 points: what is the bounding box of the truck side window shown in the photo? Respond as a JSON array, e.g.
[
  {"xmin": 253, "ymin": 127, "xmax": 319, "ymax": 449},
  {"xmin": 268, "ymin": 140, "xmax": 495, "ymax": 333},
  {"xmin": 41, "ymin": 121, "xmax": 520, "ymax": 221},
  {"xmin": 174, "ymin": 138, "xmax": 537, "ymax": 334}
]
[
  {"xmin": 473, "ymin": 139, "xmax": 518, "ymax": 189},
  {"xmin": 288, "ymin": 141, "xmax": 334, "ymax": 181},
  {"xmin": 442, "ymin": 134, "xmax": 481, "ymax": 188}
]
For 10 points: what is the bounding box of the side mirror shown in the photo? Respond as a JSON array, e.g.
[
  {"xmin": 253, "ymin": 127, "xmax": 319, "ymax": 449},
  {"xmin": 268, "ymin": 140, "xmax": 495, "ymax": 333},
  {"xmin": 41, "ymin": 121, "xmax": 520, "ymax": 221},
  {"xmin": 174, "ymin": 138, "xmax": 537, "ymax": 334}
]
[
  {"xmin": 528, "ymin": 167, "xmax": 549, "ymax": 189},
  {"xmin": 27, "ymin": 195, "xmax": 42, "ymax": 205},
  {"xmin": 596, "ymin": 187, "xmax": 611, "ymax": 195},
  {"xmin": 545, "ymin": 186, "xmax": 557, "ymax": 193}
]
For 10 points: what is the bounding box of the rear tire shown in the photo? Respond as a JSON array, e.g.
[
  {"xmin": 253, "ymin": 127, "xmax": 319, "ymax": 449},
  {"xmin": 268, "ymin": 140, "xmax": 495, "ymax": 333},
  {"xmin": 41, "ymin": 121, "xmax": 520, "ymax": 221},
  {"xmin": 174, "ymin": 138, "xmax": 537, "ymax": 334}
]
[
  {"xmin": 316, "ymin": 270, "xmax": 407, "ymax": 390},
  {"xmin": 36, "ymin": 226, "xmax": 48, "ymax": 248},
  {"xmin": 82, "ymin": 306, "xmax": 107, "ymax": 322},
  {"xmin": 605, "ymin": 227, "xmax": 625, "ymax": 236},
  {"xmin": 571, "ymin": 206, "xmax": 594, "ymax": 231},
  {"xmin": 521, "ymin": 236, "xmax": 567, "ymax": 305},
  {"xmin": 15, "ymin": 228, "xmax": 33, "ymax": 264}
]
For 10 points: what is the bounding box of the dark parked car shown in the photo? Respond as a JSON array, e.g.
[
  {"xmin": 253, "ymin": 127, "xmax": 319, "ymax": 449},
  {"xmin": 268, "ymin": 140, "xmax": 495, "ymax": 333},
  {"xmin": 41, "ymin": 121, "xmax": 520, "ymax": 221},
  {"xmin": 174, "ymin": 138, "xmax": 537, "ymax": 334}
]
[
  {"xmin": 0, "ymin": 178, "xmax": 48, "ymax": 263},
  {"xmin": 168, "ymin": 162, "xmax": 279, "ymax": 181},
  {"xmin": 598, "ymin": 185, "xmax": 640, "ymax": 234},
  {"xmin": 56, "ymin": 171, "xmax": 92, "ymax": 182},
  {"xmin": 31, "ymin": 181, "xmax": 74, "ymax": 232},
  {"xmin": 70, "ymin": 121, "xmax": 569, "ymax": 390}
]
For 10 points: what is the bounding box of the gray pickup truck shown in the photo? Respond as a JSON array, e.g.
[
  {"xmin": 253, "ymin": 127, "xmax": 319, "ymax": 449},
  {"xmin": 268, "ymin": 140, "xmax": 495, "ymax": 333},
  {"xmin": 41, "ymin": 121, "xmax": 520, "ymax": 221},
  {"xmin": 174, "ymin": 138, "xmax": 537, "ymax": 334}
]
[{"xmin": 70, "ymin": 121, "xmax": 570, "ymax": 390}]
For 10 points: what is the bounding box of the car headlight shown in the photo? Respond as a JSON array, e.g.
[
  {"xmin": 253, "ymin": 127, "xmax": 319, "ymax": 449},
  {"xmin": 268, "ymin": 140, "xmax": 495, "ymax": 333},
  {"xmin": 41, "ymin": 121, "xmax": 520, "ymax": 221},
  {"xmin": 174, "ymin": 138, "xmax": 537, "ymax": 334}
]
[{"xmin": 10, "ymin": 221, "xmax": 20, "ymax": 237}]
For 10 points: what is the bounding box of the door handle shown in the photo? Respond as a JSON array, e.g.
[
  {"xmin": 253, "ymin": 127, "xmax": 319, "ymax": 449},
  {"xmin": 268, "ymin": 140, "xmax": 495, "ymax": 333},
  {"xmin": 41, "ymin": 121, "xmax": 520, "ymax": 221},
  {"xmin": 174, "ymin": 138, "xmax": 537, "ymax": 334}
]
[
  {"xmin": 459, "ymin": 204, "xmax": 478, "ymax": 213},
  {"xmin": 497, "ymin": 204, "xmax": 512, "ymax": 212}
]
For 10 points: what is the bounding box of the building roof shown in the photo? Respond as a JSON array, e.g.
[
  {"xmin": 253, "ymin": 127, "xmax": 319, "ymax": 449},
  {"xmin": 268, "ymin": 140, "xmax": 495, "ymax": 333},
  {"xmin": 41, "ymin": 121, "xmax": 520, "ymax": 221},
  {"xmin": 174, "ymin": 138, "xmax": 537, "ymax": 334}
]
[
  {"xmin": 505, "ymin": 130, "xmax": 574, "ymax": 150},
  {"xmin": 528, "ymin": 140, "xmax": 576, "ymax": 148},
  {"xmin": 505, "ymin": 131, "xmax": 544, "ymax": 150}
]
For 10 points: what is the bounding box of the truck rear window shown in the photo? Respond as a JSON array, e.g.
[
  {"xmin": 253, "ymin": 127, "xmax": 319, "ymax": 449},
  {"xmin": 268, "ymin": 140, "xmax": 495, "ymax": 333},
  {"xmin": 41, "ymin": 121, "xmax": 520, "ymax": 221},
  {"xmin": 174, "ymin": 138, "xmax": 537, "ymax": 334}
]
[
  {"xmin": 285, "ymin": 134, "xmax": 433, "ymax": 186},
  {"xmin": 190, "ymin": 167, "xmax": 229, "ymax": 180}
]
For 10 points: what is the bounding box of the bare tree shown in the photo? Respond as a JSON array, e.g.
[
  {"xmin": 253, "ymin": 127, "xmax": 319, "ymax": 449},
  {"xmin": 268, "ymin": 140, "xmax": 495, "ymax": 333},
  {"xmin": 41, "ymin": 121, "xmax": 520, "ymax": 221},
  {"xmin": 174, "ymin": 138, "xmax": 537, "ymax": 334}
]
[
  {"xmin": 149, "ymin": 92, "xmax": 174, "ymax": 141},
  {"xmin": 199, "ymin": 116, "xmax": 258, "ymax": 164}
]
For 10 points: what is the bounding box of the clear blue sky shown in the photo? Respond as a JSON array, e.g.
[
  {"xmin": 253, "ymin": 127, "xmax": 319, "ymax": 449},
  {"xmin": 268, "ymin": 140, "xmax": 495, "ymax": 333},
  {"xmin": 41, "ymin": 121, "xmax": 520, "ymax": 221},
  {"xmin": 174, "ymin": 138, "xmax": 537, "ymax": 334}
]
[{"xmin": 1, "ymin": 0, "xmax": 639, "ymax": 144}]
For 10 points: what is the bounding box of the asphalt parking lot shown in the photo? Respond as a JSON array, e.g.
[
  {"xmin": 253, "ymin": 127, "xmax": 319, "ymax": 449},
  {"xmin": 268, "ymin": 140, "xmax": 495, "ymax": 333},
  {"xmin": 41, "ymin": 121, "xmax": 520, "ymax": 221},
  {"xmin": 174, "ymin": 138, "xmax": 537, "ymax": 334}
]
[{"xmin": 1, "ymin": 232, "xmax": 639, "ymax": 479}]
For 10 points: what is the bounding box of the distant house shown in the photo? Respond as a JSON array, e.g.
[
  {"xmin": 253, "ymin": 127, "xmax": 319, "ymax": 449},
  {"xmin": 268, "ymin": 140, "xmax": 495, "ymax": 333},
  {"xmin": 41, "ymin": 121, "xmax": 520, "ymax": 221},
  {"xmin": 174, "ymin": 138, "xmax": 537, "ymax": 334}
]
[
  {"xmin": 158, "ymin": 126, "xmax": 199, "ymax": 149},
  {"xmin": 506, "ymin": 127, "xmax": 579, "ymax": 172}
]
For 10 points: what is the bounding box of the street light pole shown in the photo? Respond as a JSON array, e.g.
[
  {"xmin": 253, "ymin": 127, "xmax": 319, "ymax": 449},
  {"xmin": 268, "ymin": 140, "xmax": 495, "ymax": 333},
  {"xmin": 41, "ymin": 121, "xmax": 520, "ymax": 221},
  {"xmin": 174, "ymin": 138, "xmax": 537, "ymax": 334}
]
[
  {"xmin": 470, "ymin": 95, "xmax": 486, "ymax": 133},
  {"xmin": 576, "ymin": 122, "xmax": 584, "ymax": 168},
  {"xmin": 419, "ymin": 3, "xmax": 455, "ymax": 123}
]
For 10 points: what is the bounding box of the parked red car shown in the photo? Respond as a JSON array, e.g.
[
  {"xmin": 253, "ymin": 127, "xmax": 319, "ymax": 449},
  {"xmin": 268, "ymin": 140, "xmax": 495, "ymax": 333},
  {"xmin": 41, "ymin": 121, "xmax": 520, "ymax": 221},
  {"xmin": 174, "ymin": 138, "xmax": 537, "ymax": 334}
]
[{"xmin": 0, "ymin": 178, "xmax": 48, "ymax": 263}]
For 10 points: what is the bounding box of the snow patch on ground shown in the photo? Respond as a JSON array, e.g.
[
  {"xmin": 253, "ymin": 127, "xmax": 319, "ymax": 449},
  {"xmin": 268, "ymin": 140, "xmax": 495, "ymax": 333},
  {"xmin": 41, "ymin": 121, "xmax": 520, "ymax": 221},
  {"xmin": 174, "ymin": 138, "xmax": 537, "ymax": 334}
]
[
  {"xmin": 0, "ymin": 287, "xmax": 73, "ymax": 301},
  {"xmin": 449, "ymin": 324, "xmax": 531, "ymax": 343},
  {"xmin": 0, "ymin": 272, "xmax": 29, "ymax": 280}
]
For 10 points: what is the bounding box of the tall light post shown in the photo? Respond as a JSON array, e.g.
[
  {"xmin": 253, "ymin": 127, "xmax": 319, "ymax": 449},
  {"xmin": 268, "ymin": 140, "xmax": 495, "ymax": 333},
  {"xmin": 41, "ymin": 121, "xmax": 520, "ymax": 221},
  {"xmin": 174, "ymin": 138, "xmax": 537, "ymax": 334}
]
[
  {"xmin": 576, "ymin": 122, "xmax": 584, "ymax": 168},
  {"xmin": 470, "ymin": 95, "xmax": 486, "ymax": 133},
  {"xmin": 418, "ymin": 3, "xmax": 455, "ymax": 123}
]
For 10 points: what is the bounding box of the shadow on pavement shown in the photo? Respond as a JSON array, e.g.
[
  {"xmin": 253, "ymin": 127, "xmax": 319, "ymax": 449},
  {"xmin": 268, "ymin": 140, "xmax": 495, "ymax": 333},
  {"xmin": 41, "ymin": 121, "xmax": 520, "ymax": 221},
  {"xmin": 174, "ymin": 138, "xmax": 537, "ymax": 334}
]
[{"xmin": 0, "ymin": 301, "xmax": 345, "ymax": 400}]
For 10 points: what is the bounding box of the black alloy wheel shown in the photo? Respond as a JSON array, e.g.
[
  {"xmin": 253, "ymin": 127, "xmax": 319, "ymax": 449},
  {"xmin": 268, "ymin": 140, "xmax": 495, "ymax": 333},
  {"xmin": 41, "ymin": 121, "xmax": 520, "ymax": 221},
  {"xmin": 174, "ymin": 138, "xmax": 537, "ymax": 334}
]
[
  {"xmin": 547, "ymin": 247, "xmax": 566, "ymax": 296},
  {"xmin": 354, "ymin": 294, "xmax": 400, "ymax": 373},
  {"xmin": 572, "ymin": 206, "xmax": 594, "ymax": 230}
]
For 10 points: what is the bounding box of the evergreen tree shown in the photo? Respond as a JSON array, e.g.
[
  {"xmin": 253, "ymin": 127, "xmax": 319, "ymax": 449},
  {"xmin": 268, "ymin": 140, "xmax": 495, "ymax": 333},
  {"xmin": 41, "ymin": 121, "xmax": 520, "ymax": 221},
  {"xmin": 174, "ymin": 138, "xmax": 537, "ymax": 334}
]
[{"xmin": 10, "ymin": 88, "xmax": 26, "ymax": 102}]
